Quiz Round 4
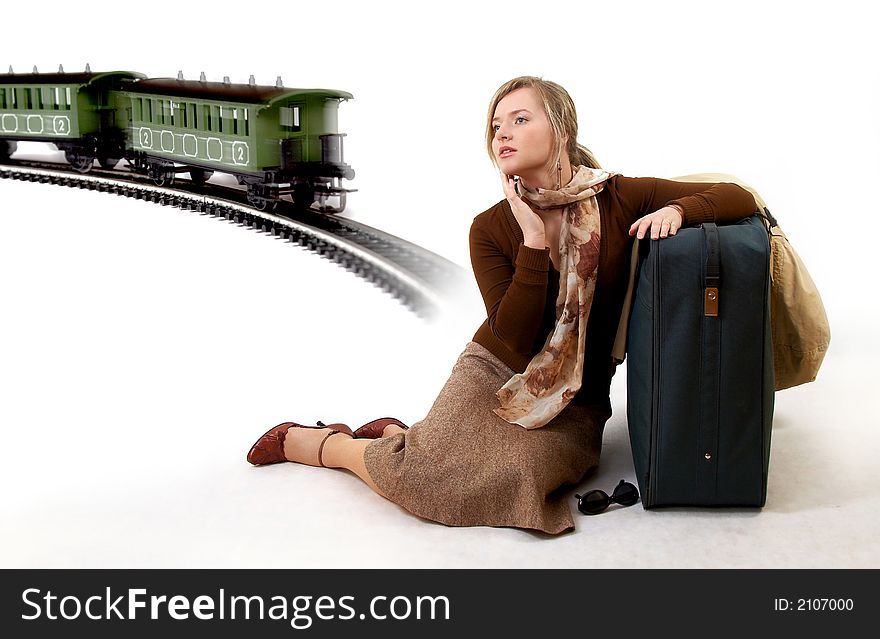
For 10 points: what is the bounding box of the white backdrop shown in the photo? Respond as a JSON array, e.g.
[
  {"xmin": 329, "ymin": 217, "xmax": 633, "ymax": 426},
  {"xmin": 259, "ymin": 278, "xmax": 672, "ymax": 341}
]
[
  {"xmin": 4, "ymin": 0, "xmax": 876, "ymax": 332},
  {"xmin": 1, "ymin": 0, "xmax": 878, "ymax": 566}
]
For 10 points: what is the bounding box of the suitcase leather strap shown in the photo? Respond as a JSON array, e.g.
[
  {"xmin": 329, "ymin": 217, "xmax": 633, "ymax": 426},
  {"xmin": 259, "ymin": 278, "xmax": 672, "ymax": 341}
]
[
  {"xmin": 699, "ymin": 223, "xmax": 721, "ymax": 502},
  {"xmin": 704, "ymin": 223, "xmax": 720, "ymax": 317}
]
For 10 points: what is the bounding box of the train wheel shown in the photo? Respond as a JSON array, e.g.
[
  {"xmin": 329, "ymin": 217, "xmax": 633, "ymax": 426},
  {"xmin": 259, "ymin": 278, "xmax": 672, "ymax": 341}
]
[
  {"xmin": 65, "ymin": 150, "xmax": 94, "ymax": 173},
  {"xmin": 247, "ymin": 194, "xmax": 277, "ymax": 212},
  {"xmin": 313, "ymin": 192, "xmax": 346, "ymax": 214},
  {"xmin": 292, "ymin": 185, "xmax": 316, "ymax": 211},
  {"xmin": 189, "ymin": 169, "xmax": 213, "ymax": 186},
  {"xmin": 1, "ymin": 140, "xmax": 17, "ymax": 161},
  {"xmin": 252, "ymin": 198, "xmax": 277, "ymax": 213},
  {"xmin": 98, "ymin": 156, "xmax": 120, "ymax": 170},
  {"xmin": 246, "ymin": 186, "xmax": 277, "ymax": 212},
  {"xmin": 152, "ymin": 173, "xmax": 175, "ymax": 187},
  {"xmin": 147, "ymin": 162, "xmax": 174, "ymax": 187}
]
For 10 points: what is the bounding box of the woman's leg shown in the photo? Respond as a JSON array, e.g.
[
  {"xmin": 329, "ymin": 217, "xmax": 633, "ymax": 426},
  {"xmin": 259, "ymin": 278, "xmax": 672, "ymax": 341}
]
[
  {"xmin": 321, "ymin": 436, "xmax": 386, "ymax": 497},
  {"xmin": 283, "ymin": 424, "xmax": 407, "ymax": 498}
]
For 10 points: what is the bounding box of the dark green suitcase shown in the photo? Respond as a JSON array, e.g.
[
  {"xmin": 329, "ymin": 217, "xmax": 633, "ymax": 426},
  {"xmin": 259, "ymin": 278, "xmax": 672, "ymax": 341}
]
[{"xmin": 626, "ymin": 215, "xmax": 775, "ymax": 508}]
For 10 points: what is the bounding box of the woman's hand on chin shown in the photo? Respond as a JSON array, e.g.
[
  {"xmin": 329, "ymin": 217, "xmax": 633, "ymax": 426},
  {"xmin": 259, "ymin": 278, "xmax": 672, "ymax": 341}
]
[{"xmin": 501, "ymin": 171, "xmax": 546, "ymax": 249}]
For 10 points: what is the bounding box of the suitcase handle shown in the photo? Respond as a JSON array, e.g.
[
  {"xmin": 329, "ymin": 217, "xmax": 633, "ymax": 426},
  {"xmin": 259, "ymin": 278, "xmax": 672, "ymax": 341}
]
[{"xmin": 703, "ymin": 223, "xmax": 720, "ymax": 317}]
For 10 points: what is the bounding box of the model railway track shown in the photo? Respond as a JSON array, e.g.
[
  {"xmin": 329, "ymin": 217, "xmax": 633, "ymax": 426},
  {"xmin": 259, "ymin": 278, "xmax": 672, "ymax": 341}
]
[{"xmin": 0, "ymin": 160, "xmax": 469, "ymax": 319}]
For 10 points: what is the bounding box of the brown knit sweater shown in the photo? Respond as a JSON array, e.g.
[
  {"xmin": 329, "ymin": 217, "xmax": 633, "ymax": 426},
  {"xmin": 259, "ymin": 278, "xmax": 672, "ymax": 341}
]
[{"xmin": 469, "ymin": 174, "xmax": 758, "ymax": 410}]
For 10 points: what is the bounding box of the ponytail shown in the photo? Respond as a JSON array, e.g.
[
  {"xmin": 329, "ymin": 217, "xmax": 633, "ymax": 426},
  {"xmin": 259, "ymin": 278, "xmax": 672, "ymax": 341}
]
[{"xmin": 571, "ymin": 143, "xmax": 601, "ymax": 170}]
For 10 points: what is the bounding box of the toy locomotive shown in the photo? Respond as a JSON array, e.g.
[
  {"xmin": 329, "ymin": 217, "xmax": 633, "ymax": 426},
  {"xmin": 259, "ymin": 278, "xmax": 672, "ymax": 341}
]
[{"xmin": 0, "ymin": 65, "xmax": 355, "ymax": 212}]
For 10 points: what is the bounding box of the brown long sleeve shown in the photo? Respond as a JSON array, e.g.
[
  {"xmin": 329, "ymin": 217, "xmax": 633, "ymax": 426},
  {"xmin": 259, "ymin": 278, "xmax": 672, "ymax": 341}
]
[
  {"xmin": 607, "ymin": 175, "xmax": 758, "ymax": 226},
  {"xmin": 469, "ymin": 220, "xmax": 551, "ymax": 355}
]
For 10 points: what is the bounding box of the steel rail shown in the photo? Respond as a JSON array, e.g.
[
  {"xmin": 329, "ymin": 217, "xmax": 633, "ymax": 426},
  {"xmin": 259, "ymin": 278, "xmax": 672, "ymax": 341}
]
[{"xmin": 0, "ymin": 161, "xmax": 470, "ymax": 319}]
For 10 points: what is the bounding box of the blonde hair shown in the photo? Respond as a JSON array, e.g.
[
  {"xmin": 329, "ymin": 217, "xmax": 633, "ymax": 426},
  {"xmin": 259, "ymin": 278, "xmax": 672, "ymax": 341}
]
[{"xmin": 485, "ymin": 76, "xmax": 601, "ymax": 171}]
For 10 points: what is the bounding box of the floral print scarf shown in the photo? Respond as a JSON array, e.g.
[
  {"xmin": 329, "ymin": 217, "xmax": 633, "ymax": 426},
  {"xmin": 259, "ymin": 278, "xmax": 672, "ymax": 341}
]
[{"xmin": 494, "ymin": 165, "xmax": 616, "ymax": 429}]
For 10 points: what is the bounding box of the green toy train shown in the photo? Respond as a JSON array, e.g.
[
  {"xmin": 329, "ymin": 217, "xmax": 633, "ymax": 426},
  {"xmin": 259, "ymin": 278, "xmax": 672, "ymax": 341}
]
[{"xmin": 0, "ymin": 65, "xmax": 355, "ymax": 212}]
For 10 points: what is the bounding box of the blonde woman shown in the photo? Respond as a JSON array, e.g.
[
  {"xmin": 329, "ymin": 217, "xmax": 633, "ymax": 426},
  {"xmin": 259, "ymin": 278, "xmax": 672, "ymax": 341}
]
[{"xmin": 246, "ymin": 76, "xmax": 757, "ymax": 535}]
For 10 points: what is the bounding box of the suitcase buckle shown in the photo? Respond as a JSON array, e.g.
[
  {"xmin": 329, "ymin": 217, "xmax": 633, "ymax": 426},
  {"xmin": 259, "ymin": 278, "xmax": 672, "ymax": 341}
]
[{"xmin": 704, "ymin": 287, "xmax": 719, "ymax": 317}]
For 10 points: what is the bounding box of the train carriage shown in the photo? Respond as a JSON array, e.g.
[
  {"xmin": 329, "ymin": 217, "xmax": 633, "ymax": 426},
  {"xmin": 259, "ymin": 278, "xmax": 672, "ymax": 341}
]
[
  {"xmin": 0, "ymin": 67, "xmax": 144, "ymax": 170},
  {"xmin": 117, "ymin": 76, "xmax": 355, "ymax": 211}
]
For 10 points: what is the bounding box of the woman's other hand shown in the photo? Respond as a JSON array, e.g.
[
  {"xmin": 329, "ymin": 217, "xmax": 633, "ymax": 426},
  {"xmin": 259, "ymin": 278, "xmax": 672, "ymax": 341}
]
[
  {"xmin": 501, "ymin": 171, "xmax": 546, "ymax": 249},
  {"xmin": 628, "ymin": 205, "xmax": 684, "ymax": 240}
]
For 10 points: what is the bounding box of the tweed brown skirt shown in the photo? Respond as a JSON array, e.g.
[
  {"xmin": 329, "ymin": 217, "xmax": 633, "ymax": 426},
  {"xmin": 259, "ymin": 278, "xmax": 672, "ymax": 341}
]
[{"xmin": 363, "ymin": 341, "xmax": 608, "ymax": 535}]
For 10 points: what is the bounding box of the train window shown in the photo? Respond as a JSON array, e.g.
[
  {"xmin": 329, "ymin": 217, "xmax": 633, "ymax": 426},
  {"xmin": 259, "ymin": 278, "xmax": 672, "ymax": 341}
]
[
  {"xmin": 65, "ymin": 87, "xmax": 71, "ymax": 109},
  {"xmin": 131, "ymin": 97, "xmax": 142, "ymax": 121},
  {"xmin": 21, "ymin": 88, "xmax": 32, "ymax": 109},
  {"xmin": 54, "ymin": 88, "xmax": 61, "ymax": 109},
  {"xmin": 188, "ymin": 104, "xmax": 196, "ymax": 129},
  {"xmin": 0, "ymin": 89, "xmax": 5, "ymax": 109},
  {"xmin": 41, "ymin": 87, "xmax": 52, "ymax": 109},
  {"xmin": 204, "ymin": 105, "xmax": 211, "ymax": 131},
  {"xmin": 221, "ymin": 106, "xmax": 232, "ymax": 134},
  {"xmin": 280, "ymin": 106, "xmax": 301, "ymax": 131},
  {"xmin": 243, "ymin": 107, "xmax": 249, "ymax": 136},
  {"xmin": 232, "ymin": 108, "xmax": 238, "ymax": 135},
  {"xmin": 171, "ymin": 100, "xmax": 184, "ymax": 127}
]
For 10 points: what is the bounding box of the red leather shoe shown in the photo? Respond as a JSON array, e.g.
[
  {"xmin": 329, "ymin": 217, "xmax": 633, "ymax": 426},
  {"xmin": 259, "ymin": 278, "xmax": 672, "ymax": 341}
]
[
  {"xmin": 352, "ymin": 417, "xmax": 409, "ymax": 439},
  {"xmin": 246, "ymin": 421, "xmax": 354, "ymax": 466}
]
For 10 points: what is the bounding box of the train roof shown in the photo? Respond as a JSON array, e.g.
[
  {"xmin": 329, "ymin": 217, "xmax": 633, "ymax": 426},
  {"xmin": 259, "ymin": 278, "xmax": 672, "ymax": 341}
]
[
  {"xmin": 123, "ymin": 78, "xmax": 353, "ymax": 105},
  {"xmin": 0, "ymin": 71, "xmax": 145, "ymax": 85}
]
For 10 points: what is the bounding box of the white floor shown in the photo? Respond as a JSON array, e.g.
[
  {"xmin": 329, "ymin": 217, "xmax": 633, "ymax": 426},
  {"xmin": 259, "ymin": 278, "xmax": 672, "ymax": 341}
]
[{"xmin": 0, "ymin": 172, "xmax": 877, "ymax": 570}]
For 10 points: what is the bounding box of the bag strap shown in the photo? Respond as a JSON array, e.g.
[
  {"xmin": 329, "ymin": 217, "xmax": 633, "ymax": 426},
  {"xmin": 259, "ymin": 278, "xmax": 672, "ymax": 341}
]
[
  {"xmin": 611, "ymin": 238, "xmax": 641, "ymax": 363},
  {"xmin": 756, "ymin": 206, "xmax": 779, "ymax": 235},
  {"xmin": 703, "ymin": 223, "xmax": 721, "ymax": 317}
]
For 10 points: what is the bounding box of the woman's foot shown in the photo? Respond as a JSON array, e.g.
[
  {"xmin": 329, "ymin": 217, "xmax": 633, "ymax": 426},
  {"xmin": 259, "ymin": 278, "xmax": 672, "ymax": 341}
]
[
  {"xmin": 247, "ymin": 421, "xmax": 354, "ymax": 466},
  {"xmin": 352, "ymin": 417, "xmax": 410, "ymax": 439},
  {"xmin": 284, "ymin": 426, "xmax": 354, "ymax": 467},
  {"xmin": 380, "ymin": 424, "xmax": 407, "ymax": 437}
]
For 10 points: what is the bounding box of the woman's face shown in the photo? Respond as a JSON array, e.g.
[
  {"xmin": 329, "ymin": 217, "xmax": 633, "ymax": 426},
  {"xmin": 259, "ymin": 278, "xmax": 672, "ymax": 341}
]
[{"xmin": 491, "ymin": 87, "xmax": 555, "ymax": 178}]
